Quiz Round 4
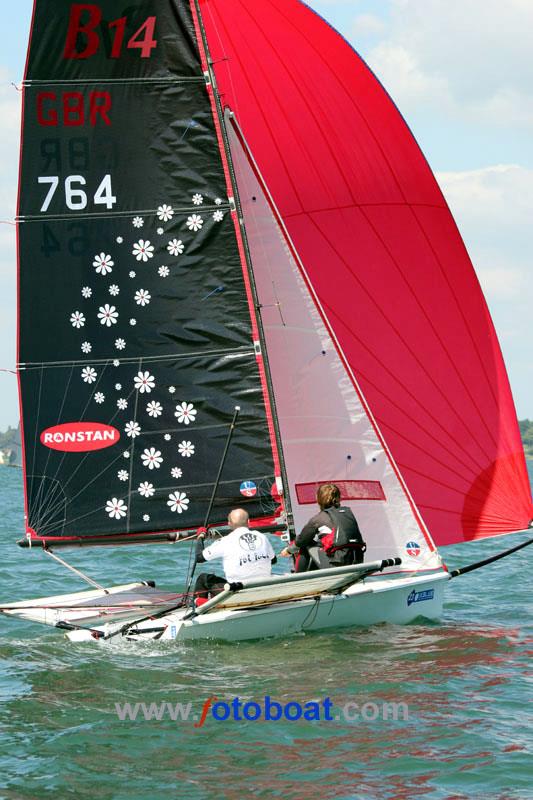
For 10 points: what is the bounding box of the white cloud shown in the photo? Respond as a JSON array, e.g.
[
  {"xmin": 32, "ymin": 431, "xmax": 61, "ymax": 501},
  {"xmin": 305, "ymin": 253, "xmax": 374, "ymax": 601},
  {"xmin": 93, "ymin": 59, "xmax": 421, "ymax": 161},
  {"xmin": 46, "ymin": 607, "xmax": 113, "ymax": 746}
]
[
  {"xmin": 364, "ymin": 0, "xmax": 533, "ymax": 128},
  {"xmin": 350, "ymin": 13, "xmax": 385, "ymax": 38}
]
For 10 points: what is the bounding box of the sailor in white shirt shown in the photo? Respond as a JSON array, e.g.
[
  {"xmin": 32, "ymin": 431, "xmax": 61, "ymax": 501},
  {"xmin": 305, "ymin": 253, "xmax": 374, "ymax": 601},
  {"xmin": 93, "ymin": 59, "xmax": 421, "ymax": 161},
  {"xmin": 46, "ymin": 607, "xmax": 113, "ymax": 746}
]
[{"xmin": 194, "ymin": 508, "xmax": 277, "ymax": 599}]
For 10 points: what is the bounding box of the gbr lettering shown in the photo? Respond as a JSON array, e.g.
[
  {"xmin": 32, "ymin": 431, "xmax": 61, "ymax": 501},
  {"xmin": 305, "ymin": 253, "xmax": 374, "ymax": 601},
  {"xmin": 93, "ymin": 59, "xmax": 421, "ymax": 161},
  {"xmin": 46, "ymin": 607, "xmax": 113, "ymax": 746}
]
[
  {"xmin": 37, "ymin": 91, "xmax": 111, "ymax": 127},
  {"xmin": 64, "ymin": 4, "xmax": 157, "ymax": 59}
]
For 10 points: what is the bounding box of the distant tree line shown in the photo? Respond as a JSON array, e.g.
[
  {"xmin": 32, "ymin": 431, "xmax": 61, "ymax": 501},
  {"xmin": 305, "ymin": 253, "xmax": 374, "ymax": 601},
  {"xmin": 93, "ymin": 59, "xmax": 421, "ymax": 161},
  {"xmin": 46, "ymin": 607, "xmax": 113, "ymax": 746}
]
[{"xmin": 519, "ymin": 420, "xmax": 533, "ymax": 458}]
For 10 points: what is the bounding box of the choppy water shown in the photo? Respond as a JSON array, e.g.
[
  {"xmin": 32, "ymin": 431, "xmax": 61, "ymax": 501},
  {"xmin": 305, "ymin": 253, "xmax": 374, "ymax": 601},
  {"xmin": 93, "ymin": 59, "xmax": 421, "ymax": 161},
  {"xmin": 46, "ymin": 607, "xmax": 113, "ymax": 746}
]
[{"xmin": 0, "ymin": 465, "xmax": 532, "ymax": 799}]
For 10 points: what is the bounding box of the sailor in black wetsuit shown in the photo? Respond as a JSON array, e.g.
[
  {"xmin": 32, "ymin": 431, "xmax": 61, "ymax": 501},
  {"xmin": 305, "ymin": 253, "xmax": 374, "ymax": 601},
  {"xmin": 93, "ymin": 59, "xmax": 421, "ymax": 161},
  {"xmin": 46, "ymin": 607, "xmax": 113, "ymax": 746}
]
[{"xmin": 281, "ymin": 483, "xmax": 366, "ymax": 572}]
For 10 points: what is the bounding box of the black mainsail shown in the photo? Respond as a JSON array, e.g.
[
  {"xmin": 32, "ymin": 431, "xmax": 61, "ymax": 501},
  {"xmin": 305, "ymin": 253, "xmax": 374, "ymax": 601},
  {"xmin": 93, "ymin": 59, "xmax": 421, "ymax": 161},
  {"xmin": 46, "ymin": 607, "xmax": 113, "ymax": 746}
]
[{"xmin": 18, "ymin": 1, "xmax": 284, "ymax": 546}]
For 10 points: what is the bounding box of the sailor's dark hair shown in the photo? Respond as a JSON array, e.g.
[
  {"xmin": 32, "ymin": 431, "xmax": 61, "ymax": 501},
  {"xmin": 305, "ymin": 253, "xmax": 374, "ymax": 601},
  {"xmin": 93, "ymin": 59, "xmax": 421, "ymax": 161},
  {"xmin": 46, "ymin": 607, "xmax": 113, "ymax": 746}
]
[{"xmin": 317, "ymin": 484, "xmax": 341, "ymax": 510}]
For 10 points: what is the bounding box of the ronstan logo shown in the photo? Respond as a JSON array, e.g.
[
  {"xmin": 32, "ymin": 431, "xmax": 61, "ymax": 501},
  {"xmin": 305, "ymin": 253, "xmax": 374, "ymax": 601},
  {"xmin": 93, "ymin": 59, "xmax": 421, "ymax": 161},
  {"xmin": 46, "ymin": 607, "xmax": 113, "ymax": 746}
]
[{"xmin": 40, "ymin": 422, "xmax": 120, "ymax": 453}]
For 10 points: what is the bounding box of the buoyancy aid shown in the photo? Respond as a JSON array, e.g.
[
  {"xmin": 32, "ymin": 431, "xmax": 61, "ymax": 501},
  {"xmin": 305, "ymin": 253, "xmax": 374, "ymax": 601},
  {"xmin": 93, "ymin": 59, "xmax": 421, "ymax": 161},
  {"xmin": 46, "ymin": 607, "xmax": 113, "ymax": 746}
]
[{"xmin": 318, "ymin": 506, "xmax": 366, "ymax": 565}]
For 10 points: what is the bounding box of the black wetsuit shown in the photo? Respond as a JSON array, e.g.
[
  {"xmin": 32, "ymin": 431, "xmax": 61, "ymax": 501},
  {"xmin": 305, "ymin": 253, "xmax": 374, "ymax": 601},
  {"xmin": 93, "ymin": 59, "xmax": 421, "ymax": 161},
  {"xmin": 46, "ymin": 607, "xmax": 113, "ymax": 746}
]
[{"xmin": 293, "ymin": 505, "xmax": 365, "ymax": 572}]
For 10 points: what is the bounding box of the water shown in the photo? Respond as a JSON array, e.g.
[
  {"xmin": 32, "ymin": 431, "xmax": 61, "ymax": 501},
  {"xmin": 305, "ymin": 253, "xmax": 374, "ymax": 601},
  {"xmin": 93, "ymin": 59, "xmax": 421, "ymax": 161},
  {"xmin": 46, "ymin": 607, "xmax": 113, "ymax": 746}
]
[{"xmin": 0, "ymin": 465, "xmax": 531, "ymax": 800}]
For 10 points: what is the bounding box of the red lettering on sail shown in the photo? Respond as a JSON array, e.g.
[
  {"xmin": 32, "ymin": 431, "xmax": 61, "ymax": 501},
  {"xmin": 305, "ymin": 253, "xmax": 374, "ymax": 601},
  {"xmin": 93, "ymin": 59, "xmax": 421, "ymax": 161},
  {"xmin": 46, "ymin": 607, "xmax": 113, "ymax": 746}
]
[
  {"xmin": 36, "ymin": 91, "xmax": 111, "ymax": 127},
  {"xmin": 64, "ymin": 4, "xmax": 102, "ymax": 59},
  {"xmin": 40, "ymin": 422, "xmax": 120, "ymax": 452}
]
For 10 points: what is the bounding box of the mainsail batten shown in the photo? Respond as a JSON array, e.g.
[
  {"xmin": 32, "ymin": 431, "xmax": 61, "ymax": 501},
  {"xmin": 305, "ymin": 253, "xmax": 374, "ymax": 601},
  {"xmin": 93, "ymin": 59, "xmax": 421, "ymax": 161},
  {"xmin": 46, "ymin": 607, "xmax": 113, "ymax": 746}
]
[{"xmin": 17, "ymin": 1, "xmax": 284, "ymax": 545}]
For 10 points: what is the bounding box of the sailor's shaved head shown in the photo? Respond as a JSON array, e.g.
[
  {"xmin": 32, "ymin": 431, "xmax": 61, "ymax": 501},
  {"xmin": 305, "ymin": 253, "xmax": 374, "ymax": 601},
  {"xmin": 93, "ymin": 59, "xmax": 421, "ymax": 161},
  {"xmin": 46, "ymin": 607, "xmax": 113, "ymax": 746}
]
[{"xmin": 228, "ymin": 508, "xmax": 249, "ymax": 529}]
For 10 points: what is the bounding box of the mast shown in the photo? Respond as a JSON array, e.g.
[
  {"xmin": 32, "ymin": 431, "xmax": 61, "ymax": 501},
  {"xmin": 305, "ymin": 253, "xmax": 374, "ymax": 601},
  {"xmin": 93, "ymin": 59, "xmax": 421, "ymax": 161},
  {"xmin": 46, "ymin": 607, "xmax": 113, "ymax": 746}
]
[{"xmin": 190, "ymin": 0, "xmax": 294, "ymax": 535}]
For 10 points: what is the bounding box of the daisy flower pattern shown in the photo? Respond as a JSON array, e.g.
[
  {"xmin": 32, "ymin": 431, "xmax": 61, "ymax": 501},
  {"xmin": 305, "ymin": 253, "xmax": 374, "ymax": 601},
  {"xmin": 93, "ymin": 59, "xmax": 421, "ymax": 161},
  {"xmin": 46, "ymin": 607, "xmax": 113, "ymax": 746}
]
[
  {"xmin": 132, "ymin": 239, "xmax": 154, "ymax": 262},
  {"xmin": 115, "ymin": 338, "xmax": 126, "ymax": 350},
  {"xmin": 81, "ymin": 366, "xmax": 97, "ymax": 384},
  {"xmin": 167, "ymin": 238, "xmax": 184, "ymax": 257},
  {"xmin": 116, "ymin": 236, "xmax": 123, "ymax": 244},
  {"xmin": 138, "ymin": 481, "xmax": 155, "ymax": 498},
  {"xmin": 132, "ymin": 216, "xmax": 144, "ymax": 228},
  {"xmin": 129, "ymin": 318, "xmax": 137, "ymax": 326},
  {"xmin": 215, "ymin": 198, "xmax": 223, "ymax": 205},
  {"xmin": 117, "ymin": 469, "xmax": 129, "ymax": 482},
  {"xmin": 186, "ymin": 214, "xmax": 203, "ymax": 232},
  {"xmin": 98, "ymin": 304, "xmax": 118, "ymax": 327},
  {"xmin": 113, "ymin": 360, "xmax": 120, "ymax": 368},
  {"xmin": 115, "ymin": 383, "xmax": 122, "ymax": 390},
  {"xmin": 178, "ymin": 440, "xmax": 195, "ymax": 458},
  {"xmin": 171, "ymin": 467, "xmax": 183, "ymax": 479},
  {"xmin": 109, "ymin": 284, "xmax": 120, "ymax": 296},
  {"xmin": 167, "ymin": 491, "xmax": 189, "ymax": 514},
  {"xmin": 158, "ymin": 266, "xmax": 170, "ymax": 278},
  {"xmin": 93, "ymin": 253, "xmax": 114, "ymax": 276},
  {"xmin": 192, "ymin": 193, "xmax": 203, "ymax": 206},
  {"xmin": 157, "ymin": 204, "xmax": 174, "ymax": 222},
  {"xmin": 125, "ymin": 421, "xmax": 141, "ymax": 438},
  {"xmin": 94, "ymin": 392, "xmax": 105, "ymax": 404},
  {"xmin": 164, "ymin": 434, "xmax": 172, "ymax": 442},
  {"xmin": 213, "ymin": 210, "xmax": 224, "ymax": 222},
  {"xmin": 106, "ymin": 498, "xmax": 127, "ymax": 520},
  {"xmin": 81, "ymin": 286, "xmax": 92, "ymax": 298},
  {"xmin": 123, "ymin": 451, "xmax": 130, "ymax": 458},
  {"xmin": 157, "ymin": 227, "xmax": 164, "ymax": 235},
  {"xmin": 129, "ymin": 271, "xmax": 136, "ymax": 279},
  {"xmin": 70, "ymin": 311, "xmax": 85, "ymax": 329},
  {"xmin": 168, "ymin": 386, "xmax": 176, "ymax": 394},
  {"xmin": 134, "ymin": 371, "xmax": 155, "ymax": 393},
  {"xmin": 143, "ymin": 514, "xmax": 150, "ymax": 522},
  {"xmin": 81, "ymin": 341, "xmax": 92, "ymax": 354},
  {"xmin": 134, "ymin": 289, "xmax": 151, "ymax": 306},
  {"xmin": 141, "ymin": 447, "xmax": 163, "ymax": 470},
  {"xmin": 146, "ymin": 401, "xmax": 163, "ymax": 418},
  {"xmin": 175, "ymin": 402, "xmax": 197, "ymax": 425},
  {"xmin": 117, "ymin": 398, "xmax": 128, "ymax": 410}
]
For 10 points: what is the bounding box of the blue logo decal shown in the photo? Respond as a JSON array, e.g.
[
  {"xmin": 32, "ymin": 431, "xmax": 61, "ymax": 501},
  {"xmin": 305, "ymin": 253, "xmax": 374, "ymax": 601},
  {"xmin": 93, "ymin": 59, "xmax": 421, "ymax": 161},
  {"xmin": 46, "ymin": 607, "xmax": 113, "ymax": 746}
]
[
  {"xmin": 407, "ymin": 588, "xmax": 435, "ymax": 607},
  {"xmin": 240, "ymin": 480, "xmax": 257, "ymax": 498},
  {"xmin": 405, "ymin": 541, "xmax": 421, "ymax": 557}
]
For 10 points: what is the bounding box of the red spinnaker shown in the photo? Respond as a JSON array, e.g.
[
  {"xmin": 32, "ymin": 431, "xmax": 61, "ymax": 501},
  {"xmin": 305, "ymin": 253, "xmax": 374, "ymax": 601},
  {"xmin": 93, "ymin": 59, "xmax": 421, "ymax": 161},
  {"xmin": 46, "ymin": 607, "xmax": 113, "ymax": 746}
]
[{"xmin": 201, "ymin": 0, "xmax": 532, "ymax": 544}]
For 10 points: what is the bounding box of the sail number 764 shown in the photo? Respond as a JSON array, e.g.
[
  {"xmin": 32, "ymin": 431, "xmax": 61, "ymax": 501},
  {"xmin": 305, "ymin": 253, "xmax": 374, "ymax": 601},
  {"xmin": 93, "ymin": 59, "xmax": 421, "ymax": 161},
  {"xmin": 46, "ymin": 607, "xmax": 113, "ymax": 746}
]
[{"xmin": 38, "ymin": 175, "xmax": 116, "ymax": 212}]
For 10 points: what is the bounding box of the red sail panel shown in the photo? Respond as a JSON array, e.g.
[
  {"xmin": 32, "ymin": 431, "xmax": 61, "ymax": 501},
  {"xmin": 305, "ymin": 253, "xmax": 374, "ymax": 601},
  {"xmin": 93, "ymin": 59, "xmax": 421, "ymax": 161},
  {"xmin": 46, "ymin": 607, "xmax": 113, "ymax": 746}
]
[{"xmin": 201, "ymin": 0, "xmax": 533, "ymax": 544}]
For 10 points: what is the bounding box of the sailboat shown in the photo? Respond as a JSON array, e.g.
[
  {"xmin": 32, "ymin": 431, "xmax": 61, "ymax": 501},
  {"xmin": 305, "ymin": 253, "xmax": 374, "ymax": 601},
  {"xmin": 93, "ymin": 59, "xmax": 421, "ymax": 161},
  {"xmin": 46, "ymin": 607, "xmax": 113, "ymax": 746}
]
[{"xmin": 2, "ymin": 0, "xmax": 531, "ymax": 642}]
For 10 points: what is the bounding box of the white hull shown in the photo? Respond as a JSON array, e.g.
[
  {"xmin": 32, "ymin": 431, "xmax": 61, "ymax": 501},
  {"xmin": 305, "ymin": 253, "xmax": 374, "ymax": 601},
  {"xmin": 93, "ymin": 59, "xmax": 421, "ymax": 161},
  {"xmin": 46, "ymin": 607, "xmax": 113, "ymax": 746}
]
[{"xmin": 123, "ymin": 571, "xmax": 448, "ymax": 643}]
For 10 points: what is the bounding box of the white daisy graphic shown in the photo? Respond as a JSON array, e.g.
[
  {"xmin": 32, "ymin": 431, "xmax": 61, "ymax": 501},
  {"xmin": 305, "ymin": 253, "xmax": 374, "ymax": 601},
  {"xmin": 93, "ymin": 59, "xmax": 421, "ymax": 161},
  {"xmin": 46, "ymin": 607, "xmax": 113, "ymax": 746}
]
[
  {"xmin": 167, "ymin": 238, "xmax": 185, "ymax": 257},
  {"xmin": 98, "ymin": 304, "xmax": 118, "ymax": 326},
  {"xmin": 167, "ymin": 491, "xmax": 189, "ymax": 513},
  {"xmin": 175, "ymin": 402, "xmax": 197, "ymax": 425},
  {"xmin": 129, "ymin": 318, "xmax": 137, "ymax": 326},
  {"xmin": 212, "ymin": 210, "xmax": 224, "ymax": 222},
  {"xmin": 81, "ymin": 286, "xmax": 92, "ymax": 299},
  {"xmin": 115, "ymin": 383, "xmax": 122, "ymax": 390},
  {"xmin": 81, "ymin": 366, "xmax": 97, "ymax": 384},
  {"xmin": 192, "ymin": 193, "xmax": 203, "ymax": 206},
  {"xmin": 186, "ymin": 214, "xmax": 203, "ymax": 232},
  {"xmin": 115, "ymin": 338, "xmax": 126, "ymax": 350},
  {"xmin": 106, "ymin": 497, "xmax": 127, "ymax": 519},
  {"xmin": 129, "ymin": 271, "xmax": 136, "ymax": 278},
  {"xmin": 94, "ymin": 392, "xmax": 105, "ymax": 404},
  {"xmin": 132, "ymin": 239, "xmax": 154, "ymax": 262},
  {"xmin": 171, "ymin": 467, "xmax": 183, "ymax": 479},
  {"xmin": 132, "ymin": 216, "xmax": 144, "ymax": 228},
  {"xmin": 178, "ymin": 440, "xmax": 195, "ymax": 458},
  {"xmin": 157, "ymin": 227, "xmax": 164, "ymax": 235},
  {"xmin": 146, "ymin": 401, "xmax": 163, "ymax": 418},
  {"xmin": 117, "ymin": 398, "xmax": 128, "ymax": 410},
  {"xmin": 141, "ymin": 447, "xmax": 163, "ymax": 470},
  {"xmin": 113, "ymin": 360, "xmax": 120, "ymax": 368},
  {"xmin": 134, "ymin": 371, "xmax": 155, "ymax": 393},
  {"xmin": 117, "ymin": 469, "xmax": 129, "ymax": 482},
  {"xmin": 164, "ymin": 434, "xmax": 172, "ymax": 442},
  {"xmin": 143, "ymin": 514, "xmax": 150, "ymax": 522},
  {"xmin": 215, "ymin": 198, "xmax": 223, "ymax": 205},
  {"xmin": 125, "ymin": 420, "xmax": 141, "ymax": 438},
  {"xmin": 168, "ymin": 386, "xmax": 176, "ymax": 394},
  {"xmin": 158, "ymin": 266, "xmax": 170, "ymax": 278},
  {"xmin": 81, "ymin": 341, "xmax": 92, "ymax": 354},
  {"xmin": 157, "ymin": 204, "xmax": 174, "ymax": 222},
  {"xmin": 138, "ymin": 481, "xmax": 155, "ymax": 498},
  {"xmin": 116, "ymin": 236, "xmax": 123, "ymax": 244},
  {"xmin": 109, "ymin": 284, "xmax": 120, "ymax": 296},
  {"xmin": 134, "ymin": 289, "xmax": 151, "ymax": 306},
  {"xmin": 93, "ymin": 253, "xmax": 114, "ymax": 276},
  {"xmin": 123, "ymin": 451, "xmax": 130, "ymax": 458},
  {"xmin": 70, "ymin": 311, "xmax": 85, "ymax": 329}
]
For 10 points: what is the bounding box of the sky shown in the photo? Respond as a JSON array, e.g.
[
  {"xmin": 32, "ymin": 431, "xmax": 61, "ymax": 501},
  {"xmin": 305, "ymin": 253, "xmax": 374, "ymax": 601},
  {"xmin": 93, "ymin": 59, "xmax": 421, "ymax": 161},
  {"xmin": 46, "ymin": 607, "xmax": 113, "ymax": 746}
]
[{"xmin": 0, "ymin": 0, "xmax": 531, "ymax": 429}]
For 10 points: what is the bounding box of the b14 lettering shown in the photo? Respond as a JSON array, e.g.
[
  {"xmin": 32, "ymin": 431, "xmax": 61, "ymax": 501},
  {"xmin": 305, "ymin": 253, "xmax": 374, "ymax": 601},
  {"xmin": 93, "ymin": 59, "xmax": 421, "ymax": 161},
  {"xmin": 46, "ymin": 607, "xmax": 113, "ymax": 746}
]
[
  {"xmin": 38, "ymin": 174, "xmax": 116, "ymax": 212},
  {"xmin": 64, "ymin": 4, "xmax": 157, "ymax": 60}
]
